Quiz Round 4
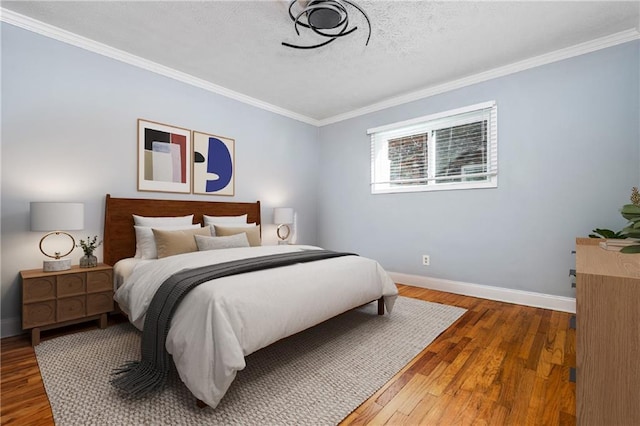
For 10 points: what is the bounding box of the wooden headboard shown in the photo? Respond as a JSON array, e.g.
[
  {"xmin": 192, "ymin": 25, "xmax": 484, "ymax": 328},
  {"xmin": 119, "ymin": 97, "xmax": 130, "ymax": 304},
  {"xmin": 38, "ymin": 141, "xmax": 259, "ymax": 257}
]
[{"xmin": 103, "ymin": 194, "xmax": 261, "ymax": 266}]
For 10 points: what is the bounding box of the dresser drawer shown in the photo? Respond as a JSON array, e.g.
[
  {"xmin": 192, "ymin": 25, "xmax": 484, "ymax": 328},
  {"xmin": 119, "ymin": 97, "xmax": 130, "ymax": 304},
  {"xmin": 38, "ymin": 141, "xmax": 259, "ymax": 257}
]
[
  {"xmin": 87, "ymin": 292, "xmax": 113, "ymax": 315},
  {"xmin": 57, "ymin": 274, "xmax": 86, "ymax": 297},
  {"xmin": 87, "ymin": 270, "xmax": 113, "ymax": 293},
  {"xmin": 23, "ymin": 300, "xmax": 56, "ymax": 328},
  {"xmin": 57, "ymin": 296, "xmax": 86, "ymax": 322},
  {"xmin": 23, "ymin": 277, "xmax": 56, "ymax": 303}
]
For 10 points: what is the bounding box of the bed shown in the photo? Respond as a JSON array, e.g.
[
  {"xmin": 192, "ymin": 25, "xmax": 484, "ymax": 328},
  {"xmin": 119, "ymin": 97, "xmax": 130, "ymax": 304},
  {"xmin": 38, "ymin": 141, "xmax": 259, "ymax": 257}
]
[{"xmin": 103, "ymin": 194, "xmax": 399, "ymax": 408}]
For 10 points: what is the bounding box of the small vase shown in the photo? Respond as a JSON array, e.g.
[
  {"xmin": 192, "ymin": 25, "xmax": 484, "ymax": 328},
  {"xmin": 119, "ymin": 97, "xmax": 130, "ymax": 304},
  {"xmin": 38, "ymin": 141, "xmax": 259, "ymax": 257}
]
[{"xmin": 80, "ymin": 254, "xmax": 98, "ymax": 268}]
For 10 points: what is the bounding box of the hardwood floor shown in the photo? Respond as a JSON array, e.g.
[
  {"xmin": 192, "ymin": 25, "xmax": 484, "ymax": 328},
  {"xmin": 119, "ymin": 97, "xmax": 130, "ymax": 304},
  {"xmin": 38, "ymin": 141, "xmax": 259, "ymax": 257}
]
[
  {"xmin": 342, "ymin": 285, "xmax": 575, "ymax": 425},
  {"xmin": 0, "ymin": 285, "xmax": 576, "ymax": 425}
]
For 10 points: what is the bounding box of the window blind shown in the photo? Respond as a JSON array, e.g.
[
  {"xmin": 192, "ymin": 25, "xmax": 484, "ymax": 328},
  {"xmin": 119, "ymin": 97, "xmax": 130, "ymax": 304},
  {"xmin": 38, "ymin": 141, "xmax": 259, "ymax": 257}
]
[{"xmin": 369, "ymin": 101, "xmax": 497, "ymax": 193}]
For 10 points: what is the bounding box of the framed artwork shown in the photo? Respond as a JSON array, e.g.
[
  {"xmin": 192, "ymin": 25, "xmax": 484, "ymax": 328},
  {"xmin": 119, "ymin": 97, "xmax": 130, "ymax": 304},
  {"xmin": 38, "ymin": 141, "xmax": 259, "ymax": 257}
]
[
  {"xmin": 192, "ymin": 130, "xmax": 235, "ymax": 196},
  {"xmin": 137, "ymin": 119, "xmax": 191, "ymax": 193}
]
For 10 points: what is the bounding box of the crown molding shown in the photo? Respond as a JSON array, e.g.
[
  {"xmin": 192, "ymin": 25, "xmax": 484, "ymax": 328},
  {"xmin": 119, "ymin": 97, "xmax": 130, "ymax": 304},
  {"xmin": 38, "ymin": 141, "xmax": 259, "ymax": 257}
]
[
  {"xmin": 318, "ymin": 28, "xmax": 640, "ymax": 126},
  {"xmin": 0, "ymin": 8, "xmax": 321, "ymax": 127},
  {"xmin": 2, "ymin": 8, "xmax": 637, "ymax": 128}
]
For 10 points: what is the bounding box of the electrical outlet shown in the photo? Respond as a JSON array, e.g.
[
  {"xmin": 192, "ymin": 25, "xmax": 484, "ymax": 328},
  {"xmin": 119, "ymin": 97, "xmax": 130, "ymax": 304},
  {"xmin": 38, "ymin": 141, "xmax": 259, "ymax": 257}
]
[{"xmin": 422, "ymin": 255, "xmax": 430, "ymax": 266}]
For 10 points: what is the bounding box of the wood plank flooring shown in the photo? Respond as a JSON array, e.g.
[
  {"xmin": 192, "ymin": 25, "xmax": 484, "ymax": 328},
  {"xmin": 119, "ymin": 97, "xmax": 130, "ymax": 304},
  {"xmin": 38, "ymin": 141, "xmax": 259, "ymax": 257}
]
[
  {"xmin": 0, "ymin": 285, "xmax": 576, "ymax": 425},
  {"xmin": 342, "ymin": 285, "xmax": 576, "ymax": 425}
]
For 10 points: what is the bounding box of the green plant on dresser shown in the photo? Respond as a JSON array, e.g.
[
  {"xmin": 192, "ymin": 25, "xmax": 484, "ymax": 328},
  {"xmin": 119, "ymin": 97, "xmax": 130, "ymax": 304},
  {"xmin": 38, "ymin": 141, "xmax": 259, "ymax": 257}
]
[
  {"xmin": 620, "ymin": 187, "xmax": 640, "ymax": 253},
  {"xmin": 588, "ymin": 228, "xmax": 627, "ymax": 239}
]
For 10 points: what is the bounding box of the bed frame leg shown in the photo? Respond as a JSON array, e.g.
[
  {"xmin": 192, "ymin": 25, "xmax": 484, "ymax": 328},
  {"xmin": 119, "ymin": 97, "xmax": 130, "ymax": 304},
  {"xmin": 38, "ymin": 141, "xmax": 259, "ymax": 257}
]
[
  {"xmin": 196, "ymin": 399, "xmax": 207, "ymax": 409},
  {"xmin": 377, "ymin": 297, "xmax": 385, "ymax": 315}
]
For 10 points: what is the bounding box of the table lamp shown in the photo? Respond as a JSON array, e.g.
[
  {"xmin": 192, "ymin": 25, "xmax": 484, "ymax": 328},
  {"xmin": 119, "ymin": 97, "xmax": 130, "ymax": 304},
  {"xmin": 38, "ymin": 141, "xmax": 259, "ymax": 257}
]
[
  {"xmin": 273, "ymin": 207, "xmax": 294, "ymax": 244},
  {"xmin": 30, "ymin": 202, "xmax": 84, "ymax": 271}
]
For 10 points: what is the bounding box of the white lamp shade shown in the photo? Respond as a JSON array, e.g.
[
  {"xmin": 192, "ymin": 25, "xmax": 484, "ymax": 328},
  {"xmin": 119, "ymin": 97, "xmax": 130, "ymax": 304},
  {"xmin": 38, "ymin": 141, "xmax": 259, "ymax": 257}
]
[
  {"xmin": 273, "ymin": 207, "xmax": 294, "ymax": 225},
  {"xmin": 30, "ymin": 202, "xmax": 84, "ymax": 231}
]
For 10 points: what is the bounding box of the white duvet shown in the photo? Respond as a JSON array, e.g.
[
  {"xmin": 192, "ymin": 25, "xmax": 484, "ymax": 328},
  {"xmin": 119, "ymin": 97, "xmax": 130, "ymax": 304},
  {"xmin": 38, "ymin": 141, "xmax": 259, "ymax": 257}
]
[{"xmin": 114, "ymin": 245, "xmax": 398, "ymax": 408}]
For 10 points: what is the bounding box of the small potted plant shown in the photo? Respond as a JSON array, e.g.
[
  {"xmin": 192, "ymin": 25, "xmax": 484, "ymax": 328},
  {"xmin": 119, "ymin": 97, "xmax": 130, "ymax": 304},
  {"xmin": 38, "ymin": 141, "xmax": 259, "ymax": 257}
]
[
  {"xmin": 77, "ymin": 235, "xmax": 102, "ymax": 268},
  {"xmin": 620, "ymin": 187, "xmax": 640, "ymax": 254}
]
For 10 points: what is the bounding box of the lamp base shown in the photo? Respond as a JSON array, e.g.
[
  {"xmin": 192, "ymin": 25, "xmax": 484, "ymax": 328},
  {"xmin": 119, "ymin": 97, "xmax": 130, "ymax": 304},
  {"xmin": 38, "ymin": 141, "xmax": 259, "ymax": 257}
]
[
  {"xmin": 276, "ymin": 224, "xmax": 291, "ymax": 241},
  {"xmin": 43, "ymin": 258, "xmax": 71, "ymax": 272},
  {"xmin": 277, "ymin": 240, "xmax": 290, "ymax": 245}
]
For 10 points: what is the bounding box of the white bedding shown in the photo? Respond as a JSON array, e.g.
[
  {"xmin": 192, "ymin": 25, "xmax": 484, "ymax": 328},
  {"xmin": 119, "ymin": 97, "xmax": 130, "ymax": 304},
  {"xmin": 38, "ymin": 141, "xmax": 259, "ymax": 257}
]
[
  {"xmin": 114, "ymin": 245, "xmax": 398, "ymax": 408},
  {"xmin": 112, "ymin": 257, "xmax": 152, "ymax": 290}
]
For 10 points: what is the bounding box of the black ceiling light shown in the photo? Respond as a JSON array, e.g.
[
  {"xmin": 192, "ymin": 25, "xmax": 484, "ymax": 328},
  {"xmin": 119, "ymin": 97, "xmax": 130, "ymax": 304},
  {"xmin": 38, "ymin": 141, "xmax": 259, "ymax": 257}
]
[{"xmin": 282, "ymin": 0, "xmax": 371, "ymax": 50}]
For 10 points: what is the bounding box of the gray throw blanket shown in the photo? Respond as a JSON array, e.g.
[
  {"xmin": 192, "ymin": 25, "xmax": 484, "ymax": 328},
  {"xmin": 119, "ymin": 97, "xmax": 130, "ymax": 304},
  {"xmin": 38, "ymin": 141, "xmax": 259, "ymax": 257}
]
[{"xmin": 111, "ymin": 250, "xmax": 355, "ymax": 398}]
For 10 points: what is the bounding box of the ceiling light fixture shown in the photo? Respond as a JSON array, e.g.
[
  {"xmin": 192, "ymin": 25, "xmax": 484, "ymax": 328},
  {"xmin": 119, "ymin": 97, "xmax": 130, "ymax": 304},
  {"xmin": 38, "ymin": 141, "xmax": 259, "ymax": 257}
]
[{"xmin": 282, "ymin": 0, "xmax": 371, "ymax": 50}]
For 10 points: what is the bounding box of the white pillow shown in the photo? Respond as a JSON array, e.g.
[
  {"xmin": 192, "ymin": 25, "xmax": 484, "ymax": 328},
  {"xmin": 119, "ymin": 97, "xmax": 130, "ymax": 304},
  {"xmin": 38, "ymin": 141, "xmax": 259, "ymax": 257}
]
[
  {"xmin": 202, "ymin": 214, "xmax": 248, "ymax": 227},
  {"xmin": 195, "ymin": 233, "xmax": 250, "ymax": 251},
  {"xmin": 209, "ymin": 222, "xmax": 256, "ymax": 236},
  {"xmin": 133, "ymin": 214, "xmax": 194, "ymax": 226},
  {"xmin": 134, "ymin": 224, "xmax": 201, "ymax": 259}
]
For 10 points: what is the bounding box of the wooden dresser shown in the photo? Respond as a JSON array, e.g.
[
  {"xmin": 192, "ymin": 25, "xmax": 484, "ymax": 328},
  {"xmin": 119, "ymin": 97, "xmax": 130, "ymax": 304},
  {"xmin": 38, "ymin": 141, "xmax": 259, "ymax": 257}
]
[
  {"xmin": 20, "ymin": 264, "xmax": 113, "ymax": 345},
  {"xmin": 575, "ymin": 238, "xmax": 640, "ymax": 425}
]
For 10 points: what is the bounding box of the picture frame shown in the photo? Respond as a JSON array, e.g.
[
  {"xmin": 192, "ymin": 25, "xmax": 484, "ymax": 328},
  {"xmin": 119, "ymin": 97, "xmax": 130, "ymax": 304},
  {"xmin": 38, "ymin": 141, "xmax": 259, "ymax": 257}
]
[
  {"xmin": 137, "ymin": 119, "xmax": 191, "ymax": 193},
  {"xmin": 192, "ymin": 130, "xmax": 235, "ymax": 196}
]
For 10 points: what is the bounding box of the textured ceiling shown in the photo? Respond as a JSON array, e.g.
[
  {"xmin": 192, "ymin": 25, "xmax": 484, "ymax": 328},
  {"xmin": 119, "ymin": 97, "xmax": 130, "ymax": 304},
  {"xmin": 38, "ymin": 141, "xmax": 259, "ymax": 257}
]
[{"xmin": 2, "ymin": 1, "xmax": 639, "ymax": 122}]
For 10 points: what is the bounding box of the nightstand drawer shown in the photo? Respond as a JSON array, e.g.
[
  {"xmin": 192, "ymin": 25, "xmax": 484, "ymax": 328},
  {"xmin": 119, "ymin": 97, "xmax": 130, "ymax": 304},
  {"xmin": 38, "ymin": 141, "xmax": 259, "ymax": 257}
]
[
  {"xmin": 57, "ymin": 274, "xmax": 86, "ymax": 297},
  {"xmin": 23, "ymin": 277, "xmax": 56, "ymax": 303},
  {"xmin": 57, "ymin": 296, "xmax": 86, "ymax": 322},
  {"xmin": 23, "ymin": 300, "xmax": 56, "ymax": 328},
  {"xmin": 87, "ymin": 292, "xmax": 113, "ymax": 315},
  {"xmin": 87, "ymin": 270, "xmax": 112, "ymax": 293}
]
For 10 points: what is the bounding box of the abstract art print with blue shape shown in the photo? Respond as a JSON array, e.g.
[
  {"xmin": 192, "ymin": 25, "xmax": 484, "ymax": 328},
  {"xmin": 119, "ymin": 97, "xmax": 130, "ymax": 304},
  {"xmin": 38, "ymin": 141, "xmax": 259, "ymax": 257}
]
[
  {"xmin": 137, "ymin": 119, "xmax": 191, "ymax": 193},
  {"xmin": 193, "ymin": 131, "xmax": 235, "ymax": 196}
]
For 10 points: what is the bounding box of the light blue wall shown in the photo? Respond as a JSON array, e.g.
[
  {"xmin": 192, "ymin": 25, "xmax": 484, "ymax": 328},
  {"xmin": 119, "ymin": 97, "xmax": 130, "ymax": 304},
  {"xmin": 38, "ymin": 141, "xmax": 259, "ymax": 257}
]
[
  {"xmin": 2, "ymin": 22, "xmax": 638, "ymax": 337},
  {"xmin": 0, "ymin": 23, "xmax": 320, "ymax": 335},
  {"xmin": 318, "ymin": 41, "xmax": 640, "ymax": 297}
]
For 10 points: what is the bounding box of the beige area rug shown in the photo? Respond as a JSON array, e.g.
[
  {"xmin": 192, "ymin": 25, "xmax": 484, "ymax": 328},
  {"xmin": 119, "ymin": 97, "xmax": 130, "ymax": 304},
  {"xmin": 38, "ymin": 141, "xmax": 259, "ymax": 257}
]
[{"xmin": 34, "ymin": 296, "xmax": 466, "ymax": 425}]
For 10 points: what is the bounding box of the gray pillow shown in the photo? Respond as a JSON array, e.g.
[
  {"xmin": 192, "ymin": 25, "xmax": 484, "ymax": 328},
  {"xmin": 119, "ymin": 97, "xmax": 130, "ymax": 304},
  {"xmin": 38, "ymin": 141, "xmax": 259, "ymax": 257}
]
[{"xmin": 195, "ymin": 233, "xmax": 250, "ymax": 251}]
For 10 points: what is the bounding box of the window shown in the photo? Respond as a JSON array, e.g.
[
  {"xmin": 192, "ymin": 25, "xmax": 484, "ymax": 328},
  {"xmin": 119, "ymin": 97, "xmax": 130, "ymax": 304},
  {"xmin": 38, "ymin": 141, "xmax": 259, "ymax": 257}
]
[{"xmin": 369, "ymin": 101, "xmax": 497, "ymax": 194}]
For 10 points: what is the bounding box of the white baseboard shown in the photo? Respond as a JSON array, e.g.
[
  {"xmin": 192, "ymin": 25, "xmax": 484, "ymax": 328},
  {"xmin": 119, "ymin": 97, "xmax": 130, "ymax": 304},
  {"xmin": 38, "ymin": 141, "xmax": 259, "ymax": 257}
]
[
  {"xmin": 389, "ymin": 272, "xmax": 576, "ymax": 314},
  {"xmin": 1, "ymin": 317, "xmax": 23, "ymax": 338}
]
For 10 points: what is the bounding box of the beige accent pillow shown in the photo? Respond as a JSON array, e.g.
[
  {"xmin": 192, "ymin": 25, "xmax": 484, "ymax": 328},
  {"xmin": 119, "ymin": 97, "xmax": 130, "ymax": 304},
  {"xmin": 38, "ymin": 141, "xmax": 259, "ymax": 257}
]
[
  {"xmin": 152, "ymin": 227, "xmax": 211, "ymax": 258},
  {"xmin": 214, "ymin": 225, "xmax": 261, "ymax": 247},
  {"xmin": 134, "ymin": 224, "xmax": 201, "ymax": 259},
  {"xmin": 209, "ymin": 222, "xmax": 256, "ymax": 236}
]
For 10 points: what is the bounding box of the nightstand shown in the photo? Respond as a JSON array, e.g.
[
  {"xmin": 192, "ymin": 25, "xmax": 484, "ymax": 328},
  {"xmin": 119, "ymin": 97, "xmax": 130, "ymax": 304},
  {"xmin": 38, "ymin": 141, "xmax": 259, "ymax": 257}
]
[{"xmin": 20, "ymin": 264, "xmax": 114, "ymax": 346}]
